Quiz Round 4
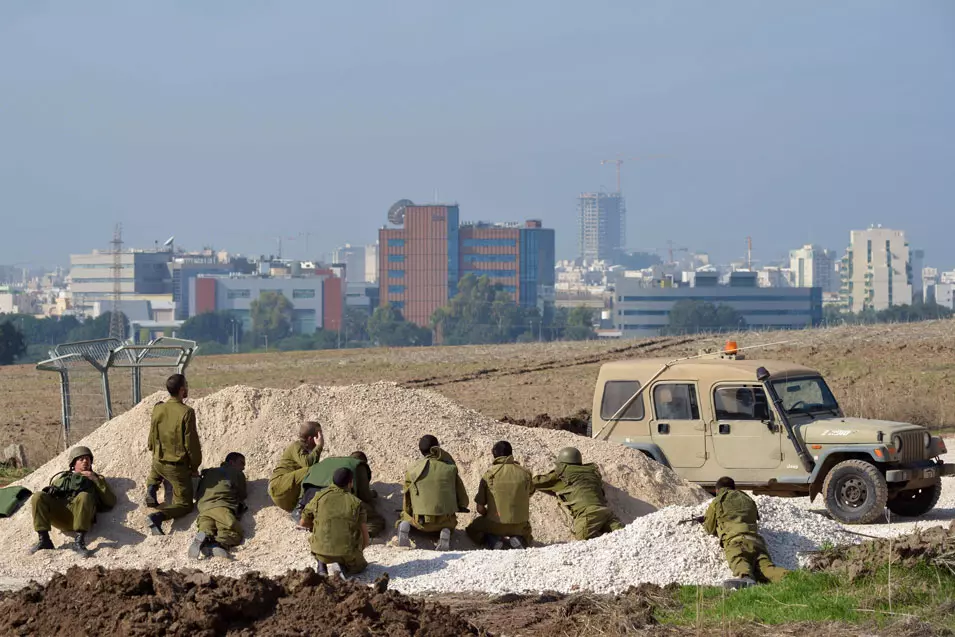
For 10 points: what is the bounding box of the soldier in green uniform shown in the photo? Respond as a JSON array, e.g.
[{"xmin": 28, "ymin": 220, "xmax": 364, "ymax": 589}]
[
  {"xmin": 269, "ymin": 421, "xmax": 323, "ymax": 514},
  {"xmin": 145, "ymin": 373, "xmax": 202, "ymax": 536},
  {"xmin": 703, "ymin": 476, "xmax": 789, "ymax": 587},
  {"xmin": 300, "ymin": 467, "xmax": 369, "ymax": 578},
  {"xmin": 188, "ymin": 452, "xmax": 248, "ymax": 560},
  {"xmin": 29, "ymin": 446, "xmax": 117, "ymax": 557},
  {"xmin": 293, "ymin": 451, "xmax": 385, "ymax": 536},
  {"xmin": 466, "ymin": 440, "xmax": 534, "ymax": 549},
  {"xmin": 533, "ymin": 447, "xmax": 623, "ymax": 541},
  {"xmin": 397, "ymin": 435, "xmax": 469, "ymax": 551}
]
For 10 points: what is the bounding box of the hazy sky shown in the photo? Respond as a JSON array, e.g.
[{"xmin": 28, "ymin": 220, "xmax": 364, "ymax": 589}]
[{"xmin": 2, "ymin": 1, "xmax": 953, "ymax": 268}]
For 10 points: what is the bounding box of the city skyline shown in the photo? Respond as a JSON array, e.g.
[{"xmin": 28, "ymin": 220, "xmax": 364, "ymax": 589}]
[{"xmin": 2, "ymin": 2, "xmax": 953, "ymax": 267}]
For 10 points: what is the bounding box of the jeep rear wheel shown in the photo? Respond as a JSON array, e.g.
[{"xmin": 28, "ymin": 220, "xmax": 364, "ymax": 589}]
[
  {"xmin": 822, "ymin": 460, "xmax": 888, "ymax": 524},
  {"xmin": 887, "ymin": 478, "xmax": 942, "ymax": 518}
]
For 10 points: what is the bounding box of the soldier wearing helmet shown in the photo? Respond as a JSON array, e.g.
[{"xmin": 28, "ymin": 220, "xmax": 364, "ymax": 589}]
[
  {"xmin": 29, "ymin": 445, "xmax": 117, "ymax": 557},
  {"xmin": 532, "ymin": 447, "xmax": 623, "ymax": 540}
]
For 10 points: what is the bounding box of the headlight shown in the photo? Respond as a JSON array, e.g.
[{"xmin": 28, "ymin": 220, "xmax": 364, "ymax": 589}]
[
  {"xmin": 924, "ymin": 432, "xmax": 932, "ymax": 449},
  {"xmin": 891, "ymin": 434, "xmax": 903, "ymax": 452}
]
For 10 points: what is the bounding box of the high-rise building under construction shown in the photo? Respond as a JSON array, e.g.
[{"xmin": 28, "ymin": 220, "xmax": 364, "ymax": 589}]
[{"xmin": 577, "ymin": 192, "xmax": 625, "ymax": 262}]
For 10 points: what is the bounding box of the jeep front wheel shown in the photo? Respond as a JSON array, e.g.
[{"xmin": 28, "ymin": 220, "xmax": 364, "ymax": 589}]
[
  {"xmin": 822, "ymin": 460, "xmax": 888, "ymax": 524},
  {"xmin": 887, "ymin": 478, "xmax": 942, "ymax": 518}
]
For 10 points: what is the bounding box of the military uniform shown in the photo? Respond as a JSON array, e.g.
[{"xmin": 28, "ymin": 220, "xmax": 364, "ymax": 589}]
[
  {"xmin": 399, "ymin": 446, "xmax": 468, "ymax": 533},
  {"xmin": 533, "ymin": 462, "xmax": 623, "ymax": 540},
  {"xmin": 32, "ymin": 470, "xmax": 116, "ymax": 533},
  {"xmin": 195, "ymin": 463, "xmax": 247, "ymax": 548},
  {"xmin": 147, "ymin": 397, "xmax": 202, "ymax": 520},
  {"xmin": 302, "ymin": 484, "xmax": 368, "ymax": 574},
  {"xmin": 466, "ymin": 455, "xmax": 534, "ymax": 546},
  {"xmin": 704, "ymin": 488, "xmax": 789, "ymax": 584},
  {"xmin": 299, "ymin": 456, "xmax": 384, "ymax": 536},
  {"xmin": 269, "ymin": 441, "xmax": 322, "ymax": 512}
]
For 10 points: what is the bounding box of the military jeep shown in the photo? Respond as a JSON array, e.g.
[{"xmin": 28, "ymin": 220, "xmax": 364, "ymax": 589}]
[{"xmin": 591, "ymin": 345, "xmax": 955, "ymax": 524}]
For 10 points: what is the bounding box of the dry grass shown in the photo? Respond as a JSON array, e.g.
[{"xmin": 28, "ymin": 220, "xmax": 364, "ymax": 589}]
[{"xmin": 3, "ymin": 320, "xmax": 955, "ymax": 467}]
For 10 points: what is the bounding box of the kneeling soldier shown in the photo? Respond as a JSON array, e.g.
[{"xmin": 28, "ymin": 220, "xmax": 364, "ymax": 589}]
[
  {"xmin": 300, "ymin": 467, "xmax": 369, "ymax": 578},
  {"xmin": 466, "ymin": 440, "xmax": 534, "ymax": 549},
  {"xmin": 188, "ymin": 452, "xmax": 248, "ymax": 560},
  {"xmin": 398, "ymin": 435, "xmax": 469, "ymax": 551},
  {"xmin": 294, "ymin": 451, "xmax": 385, "ymax": 536},
  {"xmin": 29, "ymin": 446, "xmax": 116, "ymax": 557},
  {"xmin": 533, "ymin": 447, "xmax": 623, "ymax": 540}
]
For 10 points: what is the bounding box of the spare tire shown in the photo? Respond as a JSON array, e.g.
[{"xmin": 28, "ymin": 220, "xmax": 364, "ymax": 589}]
[
  {"xmin": 822, "ymin": 459, "xmax": 888, "ymax": 524},
  {"xmin": 887, "ymin": 478, "xmax": 942, "ymax": 518}
]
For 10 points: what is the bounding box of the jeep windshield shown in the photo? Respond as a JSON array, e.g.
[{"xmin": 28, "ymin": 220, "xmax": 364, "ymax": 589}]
[{"xmin": 771, "ymin": 377, "xmax": 841, "ymax": 416}]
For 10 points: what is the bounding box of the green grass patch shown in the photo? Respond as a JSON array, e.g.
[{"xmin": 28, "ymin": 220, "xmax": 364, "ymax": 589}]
[
  {"xmin": 0, "ymin": 466, "xmax": 31, "ymax": 487},
  {"xmin": 658, "ymin": 564, "xmax": 955, "ymax": 631}
]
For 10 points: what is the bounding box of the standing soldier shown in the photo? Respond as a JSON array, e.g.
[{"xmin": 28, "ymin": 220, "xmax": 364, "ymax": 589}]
[
  {"xmin": 533, "ymin": 447, "xmax": 623, "ymax": 540},
  {"xmin": 188, "ymin": 452, "xmax": 248, "ymax": 560},
  {"xmin": 703, "ymin": 476, "xmax": 789, "ymax": 587},
  {"xmin": 269, "ymin": 421, "xmax": 323, "ymax": 515},
  {"xmin": 293, "ymin": 451, "xmax": 385, "ymax": 537},
  {"xmin": 145, "ymin": 373, "xmax": 202, "ymax": 536},
  {"xmin": 300, "ymin": 467, "xmax": 369, "ymax": 578},
  {"xmin": 466, "ymin": 440, "xmax": 534, "ymax": 549},
  {"xmin": 397, "ymin": 435, "xmax": 469, "ymax": 551},
  {"xmin": 29, "ymin": 446, "xmax": 117, "ymax": 557}
]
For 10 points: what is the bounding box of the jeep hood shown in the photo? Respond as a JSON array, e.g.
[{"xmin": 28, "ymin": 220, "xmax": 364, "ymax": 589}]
[{"xmin": 800, "ymin": 417, "xmax": 924, "ymax": 444}]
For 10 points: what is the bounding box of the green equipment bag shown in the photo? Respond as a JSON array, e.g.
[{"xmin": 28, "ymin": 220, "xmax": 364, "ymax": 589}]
[{"xmin": 0, "ymin": 486, "xmax": 32, "ymax": 518}]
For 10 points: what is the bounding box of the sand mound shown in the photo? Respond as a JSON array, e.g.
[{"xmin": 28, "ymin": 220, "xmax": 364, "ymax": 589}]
[{"xmin": 0, "ymin": 382, "xmax": 706, "ymax": 584}]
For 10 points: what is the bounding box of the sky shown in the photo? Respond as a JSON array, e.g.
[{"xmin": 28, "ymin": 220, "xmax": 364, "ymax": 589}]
[{"xmin": 1, "ymin": 1, "xmax": 953, "ymax": 268}]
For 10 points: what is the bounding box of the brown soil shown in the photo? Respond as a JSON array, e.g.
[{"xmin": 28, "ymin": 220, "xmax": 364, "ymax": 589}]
[
  {"xmin": 0, "ymin": 567, "xmax": 485, "ymax": 637},
  {"xmin": 499, "ymin": 409, "xmax": 591, "ymax": 436}
]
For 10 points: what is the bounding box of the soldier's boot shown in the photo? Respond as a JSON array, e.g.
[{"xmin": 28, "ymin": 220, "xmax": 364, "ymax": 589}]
[
  {"xmin": 146, "ymin": 512, "xmax": 165, "ymax": 536},
  {"xmin": 485, "ymin": 534, "xmax": 503, "ymax": 550},
  {"xmin": 316, "ymin": 560, "xmax": 329, "ymax": 576},
  {"xmin": 188, "ymin": 532, "xmax": 209, "ymax": 560},
  {"xmin": 397, "ymin": 521, "xmax": 411, "ymax": 548},
  {"xmin": 722, "ymin": 577, "xmax": 757, "ymax": 590},
  {"xmin": 68, "ymin": 532, "xmax": 92, "ymax": 558},
  {"xmin": 209, "ymin": 543, "xmax": 231, "ymax": 559},
  {"xmin": 28, "ymin": 531, "xmax": 55, "ymax": 554},
  {"xmin": 289, "ymin": 505, "xmax": 304, "ymax": 525},
  {"xmin": 144, "ymin": 484, "xmax": 159, "ymax": 508},
  {"xmin": 436, "ymin": 528, "xmax": 451, "ymax": 551},
  {"xmin": 327, "ymin": 562, "xmax": 344, "ymax": 580},
  {"xmin": 508, "ymin": 536, "xmax": 525, "ymax": 550}
]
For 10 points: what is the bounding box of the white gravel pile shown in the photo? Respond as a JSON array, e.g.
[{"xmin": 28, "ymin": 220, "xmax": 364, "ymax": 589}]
[
  {"xmin": 0, "ymin": 382, "xmax": 707, "ymax": 588},
  {"xmin": 363, "ymin": 496, "xmax": 859, "ymax": 594}
]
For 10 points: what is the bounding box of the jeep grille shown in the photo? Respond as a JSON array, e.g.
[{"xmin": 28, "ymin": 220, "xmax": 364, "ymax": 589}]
[{"xmin": 897, "ymin": 431, "xmax": 926, "ymax": 463}]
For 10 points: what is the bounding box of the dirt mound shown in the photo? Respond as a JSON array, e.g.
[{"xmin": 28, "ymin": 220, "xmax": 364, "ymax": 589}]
[
  {"xmin": 807, "ymin": 520, "xmax": 955, "ymax": 580},
  {"xmin": 0, "ymin": 566, "xmax": 483, "ymax": 636},
  {"xmin": 499, "ymin": 409, "xmax": 591, "ymax": 436},
  {"xmin": 0, "ymin": 383, "xmax": 707, "ymax": 586}
]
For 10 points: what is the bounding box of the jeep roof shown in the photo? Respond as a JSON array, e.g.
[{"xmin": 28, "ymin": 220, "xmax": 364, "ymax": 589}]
[{"xmin": 598, "ymin": 358, "xmax": 821, "ymax": 384}]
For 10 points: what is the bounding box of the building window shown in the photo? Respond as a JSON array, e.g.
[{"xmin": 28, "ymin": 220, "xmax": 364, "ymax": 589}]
[
  {"xmin": 388, "ymin": 285, "xmax": 406, "ymax": 294},
  {"xmin": 463, "ymin": 238, "xmax": 517, "ymax": 247},
  {"xmin": 463, "ymin": 254, "xmax": 517, "ymax": 263},
  {"xmin": 387, "ymin": 239, "xmax": 405, "ymax": 247},
  {"xmin": 388, "ymin": 254, "xmax": 406, "ymax": 263},
  {"xmin": 499, "ymin": 285, "xmax": 517, "ymax": 293},
  {"xmin": 867, "ymin": 240, "xmax": 872, "ymax": 263},
  {"xmin": 292, "ymin": 289, "xmax": 316, "ymax": 299},
  {"xmin": 389, "ymin": 269, "xmax": 405, "ymax": 278},
  {"xmin": 463, "ymin": 269, "xmax": 517, "ymax": 278},
  {"xmin": 227, "ymin": 289, "xmax": 251, "ymax": 299},
  {"xmin": 391, "ymin": 301, "xmax": 405, "ymax": 309}
]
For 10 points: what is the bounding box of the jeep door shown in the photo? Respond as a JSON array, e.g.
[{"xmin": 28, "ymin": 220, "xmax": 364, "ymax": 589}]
[
  {"xmin": 711, "ymin": 384, "xmax": 782, "ymax": 469},
  {"xmin": 649, "ymin": 382, "xmax": 706, "ymax": 468}
]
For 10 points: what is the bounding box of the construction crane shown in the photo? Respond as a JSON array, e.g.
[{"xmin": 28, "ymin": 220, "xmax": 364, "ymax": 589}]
[
  {"xmin": 600, "ymin": 155, "xmax": 666, "ymax": 193},
  {"xmin": 109, "ymin": 224, "xmax": 125, "ymax": 340}
]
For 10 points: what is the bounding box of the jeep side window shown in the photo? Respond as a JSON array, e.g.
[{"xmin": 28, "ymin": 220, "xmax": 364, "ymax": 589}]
[
  {"xmin": 600, "ymin": 380, "xmax": 645, "ymax": 421},
  {"xmin": 653, "ymin": 384, "xmax": 700, "ymax": 420},
  {"xmin": 714, "ymin": 386, "xmax": 770, "ymax": 421}
]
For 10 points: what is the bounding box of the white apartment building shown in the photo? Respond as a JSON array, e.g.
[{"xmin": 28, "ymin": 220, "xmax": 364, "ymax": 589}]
[
  {"xmin": 840, "ymin": 227, "xmax": 914, "ymax": 313},
  {"xmin": 789, "ymin": 244, "xmax": 835, "ymax": 292}
]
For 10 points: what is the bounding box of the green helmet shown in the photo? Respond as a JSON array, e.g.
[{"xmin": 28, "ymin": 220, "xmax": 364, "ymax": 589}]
[
  {"xmin": 68, "ymin": 446, "xmax": 93, "ymax": 468},
  {"xmin": 557, "ymin": 447, "xmax": 583, "ymax": 465}
]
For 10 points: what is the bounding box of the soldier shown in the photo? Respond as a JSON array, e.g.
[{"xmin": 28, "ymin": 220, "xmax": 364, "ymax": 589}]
[
  {"xmin": 29, "ymin": 446, "xmax": 117, "ymax": 557},
  {"xmin": 703, "ymin": 476, "xmax": 789, "ymax": 587},
  {"xmin": 533, "ymin": 447, "xmax": 623, "ymax": 540},
  {"xmin": 300, "ymin": 467, "xmax": 369, "ymax": 578},
  {"xmin": 293, "ymin": 451, "xmax": 385, "ymax": 537},
  {"xmin": 466, "ymin": 440, "xmax": 534, "ymax": 549},
  {"xmin": 188, "ymin": 452, "xmax": 248, "ymax": 560},
  {"xmin": 397, "ymin": 435, "xmax": 469, "ymax": 551},
  {"xmin": 269, "ymin": 421, "xmax": 323, "ymax": 514},
  {"xmin": 145, "ymin": 373, "xmax": 202, "ymax": 536}
]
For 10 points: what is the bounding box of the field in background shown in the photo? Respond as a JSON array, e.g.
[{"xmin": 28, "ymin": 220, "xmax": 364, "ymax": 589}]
[{"xmin": 3, "ymin": 320, "xmax": 955, "ymax": 468}]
